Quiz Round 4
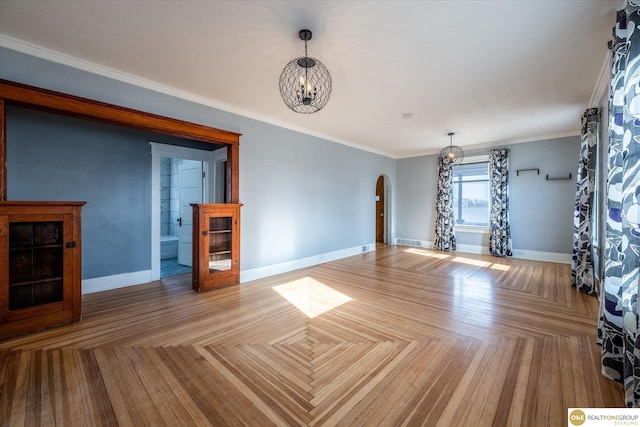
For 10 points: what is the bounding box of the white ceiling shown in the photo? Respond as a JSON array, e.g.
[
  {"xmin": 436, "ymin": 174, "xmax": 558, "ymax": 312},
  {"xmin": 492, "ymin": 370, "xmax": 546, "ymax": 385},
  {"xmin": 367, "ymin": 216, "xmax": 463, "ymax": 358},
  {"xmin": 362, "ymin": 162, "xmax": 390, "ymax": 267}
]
[{"xmin": 0, "ymin": 0, "xmax": 617, "ymax": 158}]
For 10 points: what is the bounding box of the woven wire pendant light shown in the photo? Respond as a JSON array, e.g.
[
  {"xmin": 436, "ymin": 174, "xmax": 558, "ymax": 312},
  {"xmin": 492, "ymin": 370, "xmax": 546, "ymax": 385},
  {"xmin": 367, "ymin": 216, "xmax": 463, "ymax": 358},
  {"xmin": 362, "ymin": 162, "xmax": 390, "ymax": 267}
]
[
  {"xmin": 440, "ymin": 132, "xmax": 464, "ymax": 165},
  {"xmin": 279, "ymin": 29, "xmax": 332, "ymax": 114}
]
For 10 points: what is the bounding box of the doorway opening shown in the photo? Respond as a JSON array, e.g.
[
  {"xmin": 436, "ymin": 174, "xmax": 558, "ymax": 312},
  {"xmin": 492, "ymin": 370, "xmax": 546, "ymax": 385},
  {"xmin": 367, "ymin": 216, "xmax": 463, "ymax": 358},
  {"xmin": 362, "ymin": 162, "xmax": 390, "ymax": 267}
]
[
  {"xmin": 160, "ymin": 157, "xmax": 204, "ymax": 277},
  {"xmin": 151, "ymin": 142, "xmax": 227, "ymax": 280}
]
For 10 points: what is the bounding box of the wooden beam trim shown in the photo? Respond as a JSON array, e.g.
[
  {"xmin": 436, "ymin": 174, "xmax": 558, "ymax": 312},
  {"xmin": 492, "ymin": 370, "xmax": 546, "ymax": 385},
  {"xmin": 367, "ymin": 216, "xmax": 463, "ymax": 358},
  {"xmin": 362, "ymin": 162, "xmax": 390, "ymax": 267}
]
[
  {"xmin": 0, "ymin": 99, "xmax": 5, "ymax": 201},
  {"xmin": 229, "ymin": 144, "xmax": 240, "ymax": 204},
  {"xmin": 1, "ymin": 79, "xmax": 241, "ymax": 202},
  {"xmin": 0, "ymin": 79, "xmax": 241, "ymax": 145}
]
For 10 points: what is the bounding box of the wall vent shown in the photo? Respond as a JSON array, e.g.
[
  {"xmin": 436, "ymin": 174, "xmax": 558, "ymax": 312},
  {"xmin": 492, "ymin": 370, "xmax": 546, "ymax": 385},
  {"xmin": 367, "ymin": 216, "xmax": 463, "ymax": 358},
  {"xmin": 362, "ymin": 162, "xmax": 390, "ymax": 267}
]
[{"xmin": 396, "ymin": 239, "xmax": 422, "ymax": 247}]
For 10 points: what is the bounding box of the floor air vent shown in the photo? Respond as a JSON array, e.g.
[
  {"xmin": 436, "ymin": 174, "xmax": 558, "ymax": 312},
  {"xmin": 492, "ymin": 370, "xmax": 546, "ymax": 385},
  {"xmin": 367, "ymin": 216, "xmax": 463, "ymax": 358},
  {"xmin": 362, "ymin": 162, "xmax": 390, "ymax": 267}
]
[{"xmin": 396, "ymin": 239, "xmax": 422, "ymax": 247}]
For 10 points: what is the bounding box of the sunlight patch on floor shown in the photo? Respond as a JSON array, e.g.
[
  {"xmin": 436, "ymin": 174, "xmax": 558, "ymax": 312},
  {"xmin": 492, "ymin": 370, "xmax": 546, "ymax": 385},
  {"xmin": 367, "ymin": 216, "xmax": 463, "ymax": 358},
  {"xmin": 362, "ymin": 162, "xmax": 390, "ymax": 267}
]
[
  {"xmin": 452, "ymin": 256, "xmax": 492, "ymax": 267},
  {"xmin": 404, "ymin": 248, "xmax": 450, "ymax": 259},
  {"xmin": 403, "ymin": 248, "xmax": 511, "ymax": 271},
  {"xmin": 272, "ymin": 277, "xmax": 353, "ymax": 318}
]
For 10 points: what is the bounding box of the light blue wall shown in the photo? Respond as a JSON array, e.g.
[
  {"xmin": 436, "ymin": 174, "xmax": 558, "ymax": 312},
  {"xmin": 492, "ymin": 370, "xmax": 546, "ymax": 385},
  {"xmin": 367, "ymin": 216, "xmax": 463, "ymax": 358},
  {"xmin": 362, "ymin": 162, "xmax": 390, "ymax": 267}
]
[
  {"xmin": 508, "ymin": 137, "xmax": 579, "ymax": 254},
  {"xmin": 0, "ymin": 44, "xmax": 580, "ymax": 281},
  {"xmin": 397, "ymin": 136, "xmax": 580, "ymax": 255},
  {"xmin": 396, "ymin": 154, "xmax": 437, "ymax": 242},
  {"xmin": 0, "ymin": 47, "xmax": 397, "ymax": 280},
  {"xmin": 240, "ymin": 121, "xmax": 395, "ymax": 269}
]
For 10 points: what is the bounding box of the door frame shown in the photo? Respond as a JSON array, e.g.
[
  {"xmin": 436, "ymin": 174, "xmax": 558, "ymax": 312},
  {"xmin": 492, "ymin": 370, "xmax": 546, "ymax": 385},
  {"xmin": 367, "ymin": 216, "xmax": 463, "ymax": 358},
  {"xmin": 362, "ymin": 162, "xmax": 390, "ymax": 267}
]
[
  {"xmin": 150, "ymin": 142, "xmax": 226, "ymax": 280},
  {"xmin": 375, "ymin": 174, "xmax": 392, "ymax": 245},
  {"xmin": 376, "ymin": 175, "xmax": 385, "ymax": 243}
]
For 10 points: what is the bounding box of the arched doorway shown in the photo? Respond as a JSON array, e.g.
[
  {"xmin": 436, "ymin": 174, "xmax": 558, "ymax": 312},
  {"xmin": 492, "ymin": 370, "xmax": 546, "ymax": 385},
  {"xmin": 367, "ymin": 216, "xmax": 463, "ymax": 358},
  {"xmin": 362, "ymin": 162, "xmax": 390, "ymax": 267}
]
[{"xmin": 376, "ymin": 175, "xmax": 385, "ymax": 243}]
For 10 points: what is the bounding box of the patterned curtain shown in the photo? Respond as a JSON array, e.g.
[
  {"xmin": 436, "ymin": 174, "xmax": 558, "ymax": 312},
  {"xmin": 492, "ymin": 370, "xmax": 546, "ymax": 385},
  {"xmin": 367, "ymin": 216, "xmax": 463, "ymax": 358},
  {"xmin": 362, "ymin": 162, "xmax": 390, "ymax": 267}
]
[
  {"xmin": 598, "ymin": 1, "xmax": 640, "ymax": 407},
  {"xmin": 488, "ymin": 149, "xmax": 512, "ymax": 257},
  {"xmin": 434, "ymin": 156, "xmax": 456, "ymax": 251},
  {"xmin": 571, "ymin": 108, "xmax": 600, "ymax": 295}
]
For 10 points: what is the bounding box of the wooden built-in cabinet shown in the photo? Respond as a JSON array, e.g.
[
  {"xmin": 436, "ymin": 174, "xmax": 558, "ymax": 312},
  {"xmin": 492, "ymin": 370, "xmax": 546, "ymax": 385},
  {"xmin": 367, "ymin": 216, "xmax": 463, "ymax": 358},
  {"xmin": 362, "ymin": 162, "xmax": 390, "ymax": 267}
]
[
  {"xmin": 0, "ymin": 201, "xmax": 85, "ymax": 340},
  {"xmin": 191, "ymin": 204, "xmax": 241, "ymax": 292}
]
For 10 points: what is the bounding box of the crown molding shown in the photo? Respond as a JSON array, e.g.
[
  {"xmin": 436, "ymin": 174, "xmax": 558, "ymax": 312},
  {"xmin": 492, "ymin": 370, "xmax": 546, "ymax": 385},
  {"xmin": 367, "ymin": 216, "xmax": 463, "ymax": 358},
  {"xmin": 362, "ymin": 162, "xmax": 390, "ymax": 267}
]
[
  {"xmin": 0, "ymin": 34, "xmax": 395, "ymax": 159},
  {"xmin": 395, "ymin": 130, "xmax": 580, "ymax": 159}
]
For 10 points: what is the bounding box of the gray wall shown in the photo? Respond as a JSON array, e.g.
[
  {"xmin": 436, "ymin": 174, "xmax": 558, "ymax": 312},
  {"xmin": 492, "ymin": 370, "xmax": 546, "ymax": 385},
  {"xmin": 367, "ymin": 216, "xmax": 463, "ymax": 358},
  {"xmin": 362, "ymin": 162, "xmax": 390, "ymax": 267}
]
[
  {"xmin": 397, "ymin": 136, "xmax": 580, "ymax": 254},
  {"xmin": 7, "ymin": 107, "xmax": 152, "ymax": 278},
  {"xmin": 508, "ymin": 137, "xmax": 579, "ymax": 254},
  {"xmin": 1, "ymin": 47, "xmax": 397, "ymax": 280},
  {"xmin": 396, "ymin": 154, "xmax": 437, "ymax": 242},
  {"xmin": 241, "ymin": 124, "xmax": 395, "ymax": 269}
]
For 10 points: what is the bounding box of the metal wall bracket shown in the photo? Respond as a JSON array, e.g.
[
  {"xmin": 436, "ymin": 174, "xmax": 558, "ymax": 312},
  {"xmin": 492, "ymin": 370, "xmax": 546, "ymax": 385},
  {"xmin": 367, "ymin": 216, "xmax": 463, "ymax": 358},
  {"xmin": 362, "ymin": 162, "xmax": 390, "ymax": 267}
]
[
  {"xmin": 546, "ymin": 173, "xmax": 572, "ymax": 181},
  {"xmin": 516, "ymin": 168, "xmax": 540, "ymax": 176}
]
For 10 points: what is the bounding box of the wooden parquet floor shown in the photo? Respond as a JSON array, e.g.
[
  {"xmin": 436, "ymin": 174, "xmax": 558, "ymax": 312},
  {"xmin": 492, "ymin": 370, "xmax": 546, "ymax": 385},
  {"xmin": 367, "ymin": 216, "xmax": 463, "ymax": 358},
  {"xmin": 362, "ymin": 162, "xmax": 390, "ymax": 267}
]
[{"xmin": 0, "ymin": 245, "xmax": 624, "ymax": 426}]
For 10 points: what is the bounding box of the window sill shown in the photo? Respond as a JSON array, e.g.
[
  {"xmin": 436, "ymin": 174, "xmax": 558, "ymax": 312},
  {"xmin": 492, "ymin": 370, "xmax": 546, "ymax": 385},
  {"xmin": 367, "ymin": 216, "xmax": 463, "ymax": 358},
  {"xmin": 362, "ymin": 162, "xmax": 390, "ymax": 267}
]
[{"xmin": 455, "ymin": 226, "xmax": 489, "ymax": 234}]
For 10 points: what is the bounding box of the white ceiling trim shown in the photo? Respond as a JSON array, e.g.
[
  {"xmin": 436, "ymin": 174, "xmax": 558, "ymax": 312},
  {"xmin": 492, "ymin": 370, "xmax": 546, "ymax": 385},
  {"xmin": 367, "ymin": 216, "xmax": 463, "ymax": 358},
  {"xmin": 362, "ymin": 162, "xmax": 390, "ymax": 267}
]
[
  {"xmin": 395, "ymin": 129, "xmax": 580, "ymax": 160},
  {"xmin": 0, "ymin": 34, "xmax": 395, "ymax": 159}
]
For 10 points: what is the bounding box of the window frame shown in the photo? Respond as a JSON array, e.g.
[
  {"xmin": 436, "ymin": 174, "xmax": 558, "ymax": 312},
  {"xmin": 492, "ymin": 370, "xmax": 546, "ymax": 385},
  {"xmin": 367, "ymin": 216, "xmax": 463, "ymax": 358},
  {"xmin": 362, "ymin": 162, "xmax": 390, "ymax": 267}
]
[{"xmin": 451, "ymin": 154, "xmax": 490, "ymax": 229}]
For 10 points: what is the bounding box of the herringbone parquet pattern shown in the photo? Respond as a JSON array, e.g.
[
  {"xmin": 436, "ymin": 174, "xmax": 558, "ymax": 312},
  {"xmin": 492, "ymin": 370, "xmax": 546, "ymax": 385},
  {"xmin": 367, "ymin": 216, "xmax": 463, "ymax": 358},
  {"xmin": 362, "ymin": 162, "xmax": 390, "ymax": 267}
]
[{"xmin": 0, "ymin": 245, "xmax": 624, "ymax": 426}]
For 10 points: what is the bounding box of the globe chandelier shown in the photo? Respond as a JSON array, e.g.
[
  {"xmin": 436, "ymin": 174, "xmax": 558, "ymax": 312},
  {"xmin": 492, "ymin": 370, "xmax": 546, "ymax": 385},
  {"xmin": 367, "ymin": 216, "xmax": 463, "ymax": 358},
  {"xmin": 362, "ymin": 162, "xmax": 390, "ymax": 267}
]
[{"xmin": 279, "ymin": 29, "xmax": 332, "ymax": 114}]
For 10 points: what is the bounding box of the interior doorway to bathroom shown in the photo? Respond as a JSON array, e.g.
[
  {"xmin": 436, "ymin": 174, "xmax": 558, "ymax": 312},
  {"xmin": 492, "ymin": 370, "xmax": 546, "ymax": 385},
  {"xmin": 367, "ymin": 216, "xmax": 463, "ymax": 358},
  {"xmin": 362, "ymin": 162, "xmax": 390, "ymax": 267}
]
[
  {"xmin": 151, "ymin": 142, "xmax": 227, "ymax": 279},
  {"xmin": 160, "ymin": 157, "xmax": 203, "ymax": 277}
]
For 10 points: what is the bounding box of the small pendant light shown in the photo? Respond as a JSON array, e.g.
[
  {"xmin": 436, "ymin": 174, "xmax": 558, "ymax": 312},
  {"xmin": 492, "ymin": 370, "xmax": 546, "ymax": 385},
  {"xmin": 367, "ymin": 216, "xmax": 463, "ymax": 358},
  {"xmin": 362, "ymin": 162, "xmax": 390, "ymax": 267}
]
[{"xmin": 440, "ymin": 132, "xmax": 464, "ymax": 165}]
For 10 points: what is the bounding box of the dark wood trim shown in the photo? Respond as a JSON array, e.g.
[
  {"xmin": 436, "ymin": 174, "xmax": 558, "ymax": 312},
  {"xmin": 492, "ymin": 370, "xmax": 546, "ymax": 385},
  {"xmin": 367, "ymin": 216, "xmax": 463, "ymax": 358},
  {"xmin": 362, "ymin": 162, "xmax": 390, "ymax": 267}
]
[
  {"xmin": 0, "ymin": 99, "xmax": 5, "ymax": 202},
  {"xmin": 228, "ymin": 144, "xmax": 240, "ymax": 204},
  {"xmin": 0, "ymin": 79, "xmax": 242, "ymax": 201},
  {"xmin": 0, "ymin": 79, "xmax": 241, "ymax": 144}
]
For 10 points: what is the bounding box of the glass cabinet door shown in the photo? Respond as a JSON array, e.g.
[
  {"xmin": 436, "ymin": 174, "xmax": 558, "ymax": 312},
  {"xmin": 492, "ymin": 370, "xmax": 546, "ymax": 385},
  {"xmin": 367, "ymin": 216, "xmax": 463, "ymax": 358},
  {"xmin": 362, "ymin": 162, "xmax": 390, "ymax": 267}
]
[
  {"xmin": 9, "ymin": 221, "xmax": 65, "ymax": 310},
  {"xmin": 1, "ymin": 202, "xmax": 84, "ymax": 340},
  {"xmin": 208, "ymin": 216, "xmax": 233, "ymax": 273},
  {"xmin": 192, "ymin": 203, "xmax": 241, "ymax": 292}
]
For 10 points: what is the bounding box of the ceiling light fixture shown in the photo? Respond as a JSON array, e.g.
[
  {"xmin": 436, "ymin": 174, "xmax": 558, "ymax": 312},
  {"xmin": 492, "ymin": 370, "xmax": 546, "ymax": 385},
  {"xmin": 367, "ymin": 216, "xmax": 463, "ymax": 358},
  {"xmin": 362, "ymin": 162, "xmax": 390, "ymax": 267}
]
[
  {"xmin": 440, "ymin": 132, "xmax": 464, "ymax": 165},
  {"xmin": 279, "ymin": 29, "xmax": 332, "ymax": 114}
]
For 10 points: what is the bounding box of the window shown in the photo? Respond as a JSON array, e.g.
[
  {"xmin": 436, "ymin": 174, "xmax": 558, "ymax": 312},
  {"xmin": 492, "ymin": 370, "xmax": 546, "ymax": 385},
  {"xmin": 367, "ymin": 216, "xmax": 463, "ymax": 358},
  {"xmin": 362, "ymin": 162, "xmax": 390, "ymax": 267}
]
[{"xmin": 452, "ymin": 161, "xmax": 489, "ymax": 226}]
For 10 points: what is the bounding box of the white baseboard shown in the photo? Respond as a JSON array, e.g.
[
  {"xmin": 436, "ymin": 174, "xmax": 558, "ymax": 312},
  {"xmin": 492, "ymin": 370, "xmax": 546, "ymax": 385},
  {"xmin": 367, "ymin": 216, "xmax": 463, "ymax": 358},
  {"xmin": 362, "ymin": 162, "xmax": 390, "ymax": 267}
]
[
  {"xmin": 394, "ymin": 238, "xmax": 570, "ymax": 264},
  {"xmin": 240, "ymin": 243, "xmax": 376, "ymax": 283},
  {"xmin": 511, "ymin": 249, "xmax": 571, "ymax": 264},
  {"xmin": 81, "ymin": 244, "xmax": 378, "ymax": 293},
  {"xmin": 80, "ymin": 243, "xmax": 570, "ymax": 295},
  {"xmin": 82, "ymin": 270, "xmax": 153, "ymax": 294}
]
